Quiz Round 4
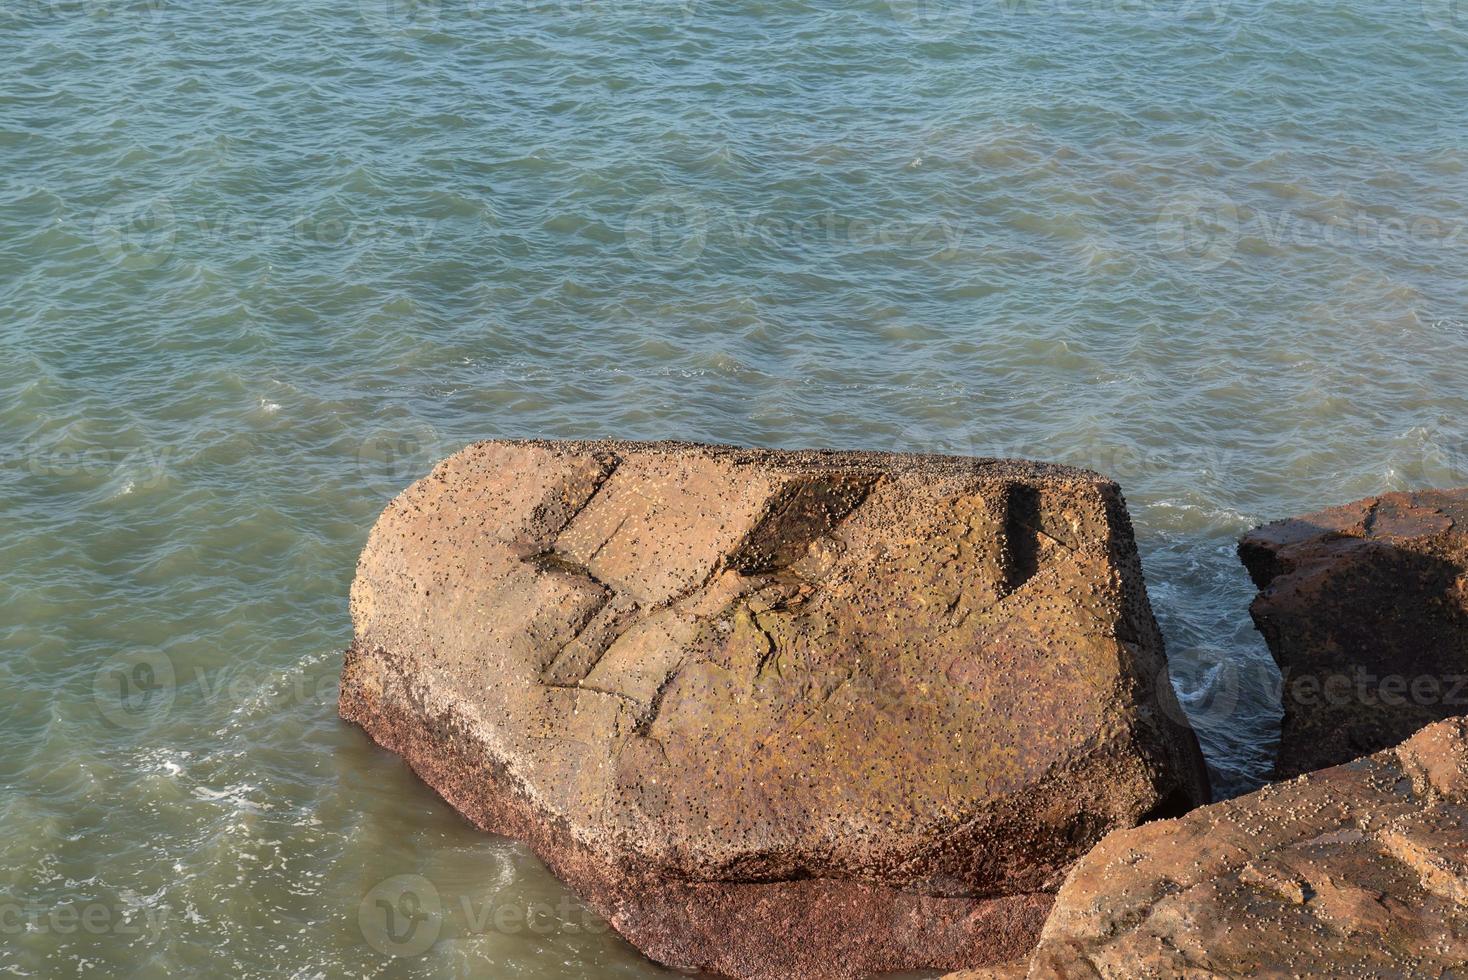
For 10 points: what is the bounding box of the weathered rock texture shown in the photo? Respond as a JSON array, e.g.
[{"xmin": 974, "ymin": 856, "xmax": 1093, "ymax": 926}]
[
  {"xmin": 339, "ymin": 440, "xmax": 1210, "ymax": 979},
  {"xmin": 942, "ymin": 715, "xmax": 1468, "ymax": 979},
  {"xmin": 1240, "ymin": 488, "xmax": 1468, "ymax": 779}
]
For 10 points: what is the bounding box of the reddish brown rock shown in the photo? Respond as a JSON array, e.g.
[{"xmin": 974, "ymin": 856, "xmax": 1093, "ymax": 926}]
[
  {"xmin": 945, "ymin": 715, "xmax": 1468, "ymax": 979},
  {"xmin": 1239, "ymin": 488, "xmax": 1468, "ymax": 779},
  {"xmin": 339, "ymin": 440, "xmax": 1210, "ymax": 979}
]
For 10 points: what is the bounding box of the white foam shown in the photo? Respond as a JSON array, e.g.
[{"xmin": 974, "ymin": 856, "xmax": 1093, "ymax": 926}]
[{"xmin": 191, "ymin": 783, "xmax": 268, "ymax": 813}]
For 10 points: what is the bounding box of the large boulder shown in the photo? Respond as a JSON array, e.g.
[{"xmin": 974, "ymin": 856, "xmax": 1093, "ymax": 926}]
[
  {"xmin": 944, "ymin": 715, "xmax": 1468, "ymax": 979},
  {"xmin": 339, "ymin": 440, "xmax": 1210, "ymax": 979},
  {"xmin": 1239, "ymin": 488, "xmax": 1468, "ymax": 779}
]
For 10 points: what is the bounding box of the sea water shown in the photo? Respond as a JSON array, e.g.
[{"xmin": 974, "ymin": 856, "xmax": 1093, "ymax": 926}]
[{"xmin": 3, "ymin": 0, "xmax": 1467, "ymax": 974}]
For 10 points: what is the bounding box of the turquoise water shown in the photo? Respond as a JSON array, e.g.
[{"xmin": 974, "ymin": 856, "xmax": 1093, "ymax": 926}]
[{"xmin": 3, "ymin": 0, "xmax": 1467, "ymax": 974}]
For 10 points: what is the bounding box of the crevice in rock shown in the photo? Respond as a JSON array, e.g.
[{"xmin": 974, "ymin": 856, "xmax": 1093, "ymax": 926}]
[
  {"xmin": 1139, "ymin": 785, "xmax": 1195, "ymax": 823},
  {"xmin": 522, "ymin": 547, "xmax": 610, "ymax": 589},
  {"xmin": 749, "ymin": 610, "xmax": 781, "ymax": 680},
  {"xmin": 1361, "ymin": 497, "xmax": 1382, "ymax": 537},
  {"xmin": 531, "ymin": 452, "xmax": 621, "ymax": 539},
  {"xmin": 522, "ymin": 548, "xmax": 637, "ymax": 686},
  {"xmin": 727, "ymin": 473, "xmax": 878, "ymax": 576},
  {"xmin": 633, "ymin": 662, "xmax": 686, "ymax": 736},
  {"xmin": 1003, "ymin": 483, "xmax": 1043, "ymax": 592},
  {"xmin": 542, "ymin": 680, "xmax": 641, "ymax": 704}
]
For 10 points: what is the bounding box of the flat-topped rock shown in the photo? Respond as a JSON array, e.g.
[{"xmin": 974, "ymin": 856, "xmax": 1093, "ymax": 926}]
[
  {"xmin": 1239, "ymin": 488, "xmax": 1468, "ymax": 779},
  {"xmin": 339, "ymin": 439, "xmax": 1209, "ymax": 979},
  {"xmin": 948, "ymin": 715, "xmax": 1468, "ymax": 979}
]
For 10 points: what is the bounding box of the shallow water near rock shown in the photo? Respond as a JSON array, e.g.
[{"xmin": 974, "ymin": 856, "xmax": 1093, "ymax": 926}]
[{"xmin": 2, "ymin": 0, "xmax": 1466, "ymax": 975}]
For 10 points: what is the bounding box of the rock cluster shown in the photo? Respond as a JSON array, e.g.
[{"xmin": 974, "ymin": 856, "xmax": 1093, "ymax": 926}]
[{"xmin": 339, "ymin": 439, "xmax": 1210, "ymax": 979}]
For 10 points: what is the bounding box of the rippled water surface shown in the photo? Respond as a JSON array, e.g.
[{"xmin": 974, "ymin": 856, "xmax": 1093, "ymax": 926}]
[{"xmin": 4, "ymin": 0, "xmax": 1468, "ymax": 975}]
